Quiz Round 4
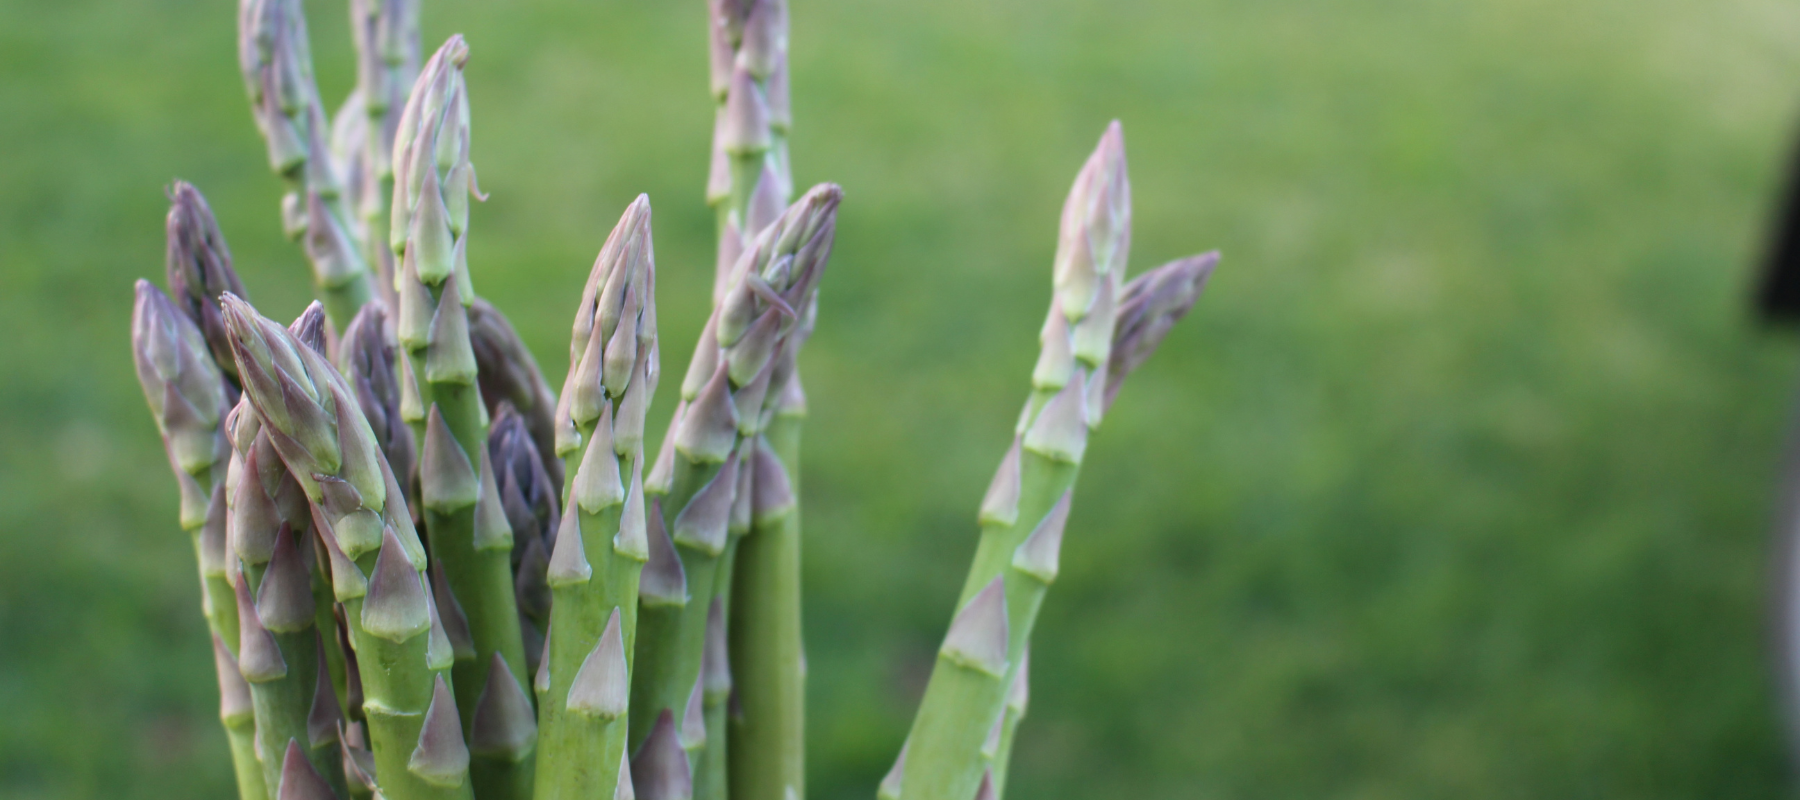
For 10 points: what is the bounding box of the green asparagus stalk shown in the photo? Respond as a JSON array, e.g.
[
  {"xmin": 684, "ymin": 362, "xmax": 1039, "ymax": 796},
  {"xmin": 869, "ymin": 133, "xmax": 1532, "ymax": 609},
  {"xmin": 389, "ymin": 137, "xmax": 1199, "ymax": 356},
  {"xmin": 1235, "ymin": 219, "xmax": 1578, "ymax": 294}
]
[
  {"xmin": 388, "ymin": 38, "xmax": 533, "ymax": 800},
  {"xmin": 222, "ymin": 294, "xmax": 474, "ymax": 800},
  {"xmin": 225, "ymin": 303, "xmax": 351, "ymax": 800},
  {"xmin": 131, "ymin": 280, "xmax": 266, "ymax": 800},
  {"xmin": 238, "ymin": 0, "xmax": 375, "ymax": 331},
  {"xmin": 982, "ymin": 252, "xmax": 1215, "ymax": 797},
  {"xmin": 888, "ymin": 122, "xmax": 1216, "ymax": 800},
  {"xmin": 701, "ymin": 4, "xmax": 815, "ymax": 795},
  {"xmin": 471, "ymin": 297, "xmax": 566, "ymax": 490},
  {"xmin": 535, "ymin": 195, "xmax": 659, "ymax": 800},
  {"xmin": 348, "ymin": 0, "xmax": 422, "ymax": 313},
  {"xmin": 632, "ymin": 184, "xmax": 840, "ymax": 796}
]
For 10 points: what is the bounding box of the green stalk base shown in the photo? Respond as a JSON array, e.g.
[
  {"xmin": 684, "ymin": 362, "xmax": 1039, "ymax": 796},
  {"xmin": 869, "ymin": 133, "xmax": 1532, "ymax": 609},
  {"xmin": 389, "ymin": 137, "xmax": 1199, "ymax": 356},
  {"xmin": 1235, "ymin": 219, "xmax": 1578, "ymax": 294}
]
[
  {"xmin": 900, "ymin": 445, "xmax": 1080, "ymax": 800},
  {"xmin": 536, "ymin": 499, "xmax": 643, "ymax": 800},
  {"xmin": 726, "ymin": 416, "xmax": 806, "ymax": 800}
]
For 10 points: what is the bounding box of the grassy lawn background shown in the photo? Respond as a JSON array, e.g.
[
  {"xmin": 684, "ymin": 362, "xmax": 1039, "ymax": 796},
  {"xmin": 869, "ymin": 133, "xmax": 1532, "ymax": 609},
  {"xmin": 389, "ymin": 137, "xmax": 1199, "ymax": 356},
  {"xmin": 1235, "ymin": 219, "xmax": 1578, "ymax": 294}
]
[{"xmin": 3, "ymin": 0, "xmax": 1800, "ymax": 797}]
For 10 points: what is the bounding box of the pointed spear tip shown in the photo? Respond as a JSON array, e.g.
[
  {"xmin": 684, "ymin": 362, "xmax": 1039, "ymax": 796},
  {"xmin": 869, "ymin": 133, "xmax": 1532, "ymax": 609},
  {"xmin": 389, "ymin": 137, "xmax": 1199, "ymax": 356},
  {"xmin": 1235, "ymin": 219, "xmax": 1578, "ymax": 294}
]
[
  {"xmin": 877, "ymin": 740, "xmax": 907, "ymax": 800},
  {"xmin": 276, "ymin": 738, "xmax": 338, "ymax": 800},
  {"xmin": 680, "ymin": 672, "xmax": 707, "ymax": 750},
  {"xmin": 211, "ymin": 633, "xmax": 252, "ymax": 723},
  {"xmin": 1008, "ymin": 646, "xmax": 1031, "ymax": 715},
  {"xmin": 361, "ymin": 525, "xmax": 431, "ymax": 642},
  {"xmin": 940, "ymin": 576, "xmax": 1010, "ymax": 677},
  {"xmin": 977, "ymin": 437, "xmax": 1023, "ymax": 527},
  {"xmin": 1104, "ymin": 251, "xmax": 1219, "ymax": 412},
  {"xmin": 566, "ymin": 607, "xmax": 629, "ymax": 719},
  {"xmin": 1023, "ymin": 370, "xmax": 1089, "ymax": 463},
  {"xmin": 631, "ymin": 710, "xmax": 694, "ymax": 800},
  {"xmin": 546, "ymin": 491, "xmax": 593, "ymax": 587},
  {"xmin": 1012, "ymin": 489, "xmax": 1071, "ymax": 584},
  {"xmin": 256, "ymin": 523, "xmax": 317, "ymax": 632},
  {"xmin": 233, "ymin": 570, "xmax": 287, "ymax": 682},
  {"xmin": 408, "ymin": 674, "xmax": 471, "ymax": 787},
  {"xmin": 640, "ymin": 498, "xmax": 687, "ymax": 605},
  {"xmin": 615, "ymin": 749, "xmax": 638, "ymax": 800},
  {"xmin": 471, "ymin": 652, "xmax": 538, "ymax": 758},
  {"xmin": 974, "ymin": 769, "xmax": 998, "ymax": 800},
  {"xmin": 420, "ymin": 403, "xmax": 480, "ymax": 511},
  {"xmin": 534, "ymin": 627, "xmax": 553, "ymax": 695},
  {"xmin": 289, "ymin": 301, "xmax": 327, "ymax": 355}
]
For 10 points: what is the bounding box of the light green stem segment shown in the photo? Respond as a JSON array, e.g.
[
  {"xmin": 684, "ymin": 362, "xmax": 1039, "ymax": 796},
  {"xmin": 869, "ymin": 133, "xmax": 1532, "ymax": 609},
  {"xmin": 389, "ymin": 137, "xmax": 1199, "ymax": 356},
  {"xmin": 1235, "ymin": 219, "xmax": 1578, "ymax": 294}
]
[
  {"xmin": 341, "ymin": 584, "xmax": 469, "ymax": 800},
  {"xmin": 631, "ymin": 455, "xmax": 728, "ymax": 750},
  {"xmin": 410, "ymin": 367, "xmax": 530, "ymax": 800},
  {"xmin": 727, "ymin": 413, "xmax": 806, "ymax": 800},
  {"xmin": 900, "ymin": 442, "xmax": 1079, "ymax": 800},
  {"xmin": 223, "ymin": 710, "xmax": 265, "ymax": 800},
  {"xmin": 536, "ymin": 420, "xmax": 644, "ymax": 800},
  {"xmin": 247, "ymin": 626, "xmax": 345, "ymax": 799},
  {"xmin": 695, "ymin": 537, "xmax": 739, "ymax": 800},
  {"xmin": 536, "ymin": 513, "xmax": 641, "ymax": 797},
  {"xmin": 188, "ymin": 482, "xmax": 267, "ymax": 800},
  {"xmin": 990, "ymin": 709, "xmax": 1022, "ymax": 798}
]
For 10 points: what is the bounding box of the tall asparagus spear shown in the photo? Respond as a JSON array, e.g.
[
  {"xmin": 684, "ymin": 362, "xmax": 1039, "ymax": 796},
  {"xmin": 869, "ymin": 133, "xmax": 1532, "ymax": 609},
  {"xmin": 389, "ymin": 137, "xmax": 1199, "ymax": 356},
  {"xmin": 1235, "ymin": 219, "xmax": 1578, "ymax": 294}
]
[
  {"xmin": 222, "ymin": 294, "xmax": 475, "ymax": 800},
  {"xmin": 700, "ymin": 3, "xmax": 814, "ymax": 798},
  {"xmin": 887, "ymin": 122, "xmax": 1216, "ymax": 800},
  {"xmin": 631, "ymin": 183, "xmax": 840, "ymax": 798},
  {"xmin": 131, "ymin": 281, "xmax": 266, "ymax": 800},
  {"xmin": 227, "ymin": 303, "xmax": 353, "ymax": 800},
  {"xmin": 535, "ymin": 195, "xmax": 659, "ymax": 800},
  {"xmin": 237, "ymin": 0, "xmax": 375, "ymax": 333},
  {"xmin": 389, "ymin": 35, "xmax": 533, "ymax": 800},
  {"xmin": 348, "ymin": 0, "xmax": 422, "ymax": 313}
]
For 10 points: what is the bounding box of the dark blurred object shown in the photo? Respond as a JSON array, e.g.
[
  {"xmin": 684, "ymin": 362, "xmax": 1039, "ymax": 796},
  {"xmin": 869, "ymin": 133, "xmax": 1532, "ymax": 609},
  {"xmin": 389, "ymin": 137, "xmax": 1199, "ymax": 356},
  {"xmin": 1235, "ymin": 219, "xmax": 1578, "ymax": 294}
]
[{"xmin": 1757, "ymin": 145, "xmax": 1800, "ymax": 321}]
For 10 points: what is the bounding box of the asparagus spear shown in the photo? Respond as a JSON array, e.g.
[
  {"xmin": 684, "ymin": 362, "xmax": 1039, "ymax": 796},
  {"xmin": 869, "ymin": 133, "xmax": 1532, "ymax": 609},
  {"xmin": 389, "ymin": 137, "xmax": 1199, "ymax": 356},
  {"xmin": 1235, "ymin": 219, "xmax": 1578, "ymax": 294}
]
[
  {"xmin": 348, "ymin": 0, "xmax": 422, "ymax": 313},
  {"xmin": 225, "ymin": 303, "xmax": 352, "ymax": 800},
  {"xmin": 702, "ymin": 3, "xmax": 815, "ymax": 798},
  {"xmin": 632, "ymin": 184, "xmax": 840, "ymax": 796},
  {"xmin": 978, "ymin": 252, "xmax": 1215, "ymax": 797},
  {"xmin": 131, "ymin": 280, "xmax": 266, "ymax": 800},
  {"xmin": 237, "ymin": 0, "xmax": 375, "ymax": 332},
  {"xmin": 535, "ymin": 195, "xmax": 659, "ymax": 800},
  {"xmin": 888, "ymin": 122, "xmax": 1216, "ymax": 800},
  {"xmin": 471, "ymin": 297, "xmax": 566, "ymax": 489},
  {"xmin": 223, "ymin": 294, "xmax": 474, "ymax": 800},
  {"xmin": 388, "ymin": 35, "xmax": 532, "ymax": 800}
]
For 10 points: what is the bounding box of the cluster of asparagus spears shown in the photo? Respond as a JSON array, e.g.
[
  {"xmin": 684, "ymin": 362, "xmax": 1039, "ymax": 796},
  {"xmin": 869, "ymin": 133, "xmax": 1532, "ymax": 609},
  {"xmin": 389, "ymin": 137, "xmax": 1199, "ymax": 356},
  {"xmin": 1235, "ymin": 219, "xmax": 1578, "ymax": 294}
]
[{"xmin": 129, "ymin": 2, "xmax": 1217, "ymax": 799}]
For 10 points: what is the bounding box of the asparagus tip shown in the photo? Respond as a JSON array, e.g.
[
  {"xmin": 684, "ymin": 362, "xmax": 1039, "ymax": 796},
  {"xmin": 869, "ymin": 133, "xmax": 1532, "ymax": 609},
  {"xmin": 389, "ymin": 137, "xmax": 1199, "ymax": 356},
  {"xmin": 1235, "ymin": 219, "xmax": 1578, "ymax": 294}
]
[{"xmin": 939, "ymin": 576, "xmax": 1009, "ymax": 678}]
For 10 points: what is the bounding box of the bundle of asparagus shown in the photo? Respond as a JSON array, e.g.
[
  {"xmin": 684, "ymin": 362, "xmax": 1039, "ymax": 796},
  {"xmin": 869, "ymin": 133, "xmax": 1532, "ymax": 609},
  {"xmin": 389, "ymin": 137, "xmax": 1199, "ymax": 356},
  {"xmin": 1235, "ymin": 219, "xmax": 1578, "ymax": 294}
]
[{"xmin": 130, "ymin": 2, "xmax": 1216, "ymax": 800}]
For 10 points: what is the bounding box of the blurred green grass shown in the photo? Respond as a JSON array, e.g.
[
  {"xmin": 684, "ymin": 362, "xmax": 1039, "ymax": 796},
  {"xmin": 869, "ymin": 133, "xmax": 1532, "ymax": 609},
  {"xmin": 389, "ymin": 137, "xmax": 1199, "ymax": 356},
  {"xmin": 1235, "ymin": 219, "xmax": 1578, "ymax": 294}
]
[{"xmin": 3, "ymin": 0, "xmax": 1800, "ymax": 797}]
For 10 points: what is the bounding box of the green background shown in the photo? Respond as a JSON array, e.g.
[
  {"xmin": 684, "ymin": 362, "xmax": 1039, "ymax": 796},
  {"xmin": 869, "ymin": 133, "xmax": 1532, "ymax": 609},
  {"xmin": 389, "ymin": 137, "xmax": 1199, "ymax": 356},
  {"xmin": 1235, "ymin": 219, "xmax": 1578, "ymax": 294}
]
[{"xmin": 3, "ymin": 0, "xmax": 1799, "ymax": 797}]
